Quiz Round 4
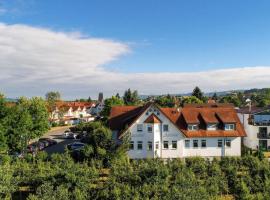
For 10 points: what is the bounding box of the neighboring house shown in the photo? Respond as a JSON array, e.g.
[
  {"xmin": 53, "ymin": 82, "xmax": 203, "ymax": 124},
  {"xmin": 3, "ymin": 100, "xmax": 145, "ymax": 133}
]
[
  {"xmin": 50, "ymin": 102, "xmax": 95, "ymax": 125},
  {"xmin": 90, "ymin": 101, "xmax": 104, "ymax": 116},
  {"xmin": 109, "ymin": 102, "xmax": 246, "ymax": 159},
  {"xmin": 237, "ymin": 106, "xmax": 270, "ymax": 150}
]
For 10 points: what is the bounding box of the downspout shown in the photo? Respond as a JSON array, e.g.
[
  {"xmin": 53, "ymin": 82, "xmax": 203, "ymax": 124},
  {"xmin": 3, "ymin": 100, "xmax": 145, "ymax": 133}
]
[{"xmin": 223, "ymin": 138, "xmax": 226, "ymax": 157}]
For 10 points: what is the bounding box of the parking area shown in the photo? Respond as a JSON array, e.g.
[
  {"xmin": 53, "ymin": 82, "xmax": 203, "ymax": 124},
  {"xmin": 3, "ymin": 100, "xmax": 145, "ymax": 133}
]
[{"xmin": 40, "ymin": 126, "xmax": 76, "ymax": 155}]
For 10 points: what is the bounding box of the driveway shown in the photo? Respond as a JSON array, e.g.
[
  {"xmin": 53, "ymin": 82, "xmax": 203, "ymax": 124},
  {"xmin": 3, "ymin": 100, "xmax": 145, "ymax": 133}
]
[{"xmin": 41, "ymin": 126, "xmax": 77, "ymax": 155}]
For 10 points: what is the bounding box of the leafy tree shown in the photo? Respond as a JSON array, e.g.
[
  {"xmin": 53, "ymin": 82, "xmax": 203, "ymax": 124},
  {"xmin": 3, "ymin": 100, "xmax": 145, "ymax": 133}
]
[
  {"xmin": 220, "ymin": 95, "xmax": 241, "ymax": 107},
  {"xmin": 115, "ymin": 93, "xmax": 120, "ymax": 99},
  {"xmin": 101, "ymin": 96, "xmax": 124, "ymax": 117},
  {"xmin": 0, "ymin": 94, "xmax": 8, "ymax": 152},
  {"xmin": 212, "ymin": 92, "xmax": 218, "ymax": 101},
  {"xmin": 192, "ymin": 86, "xmax": 204, "ymax": 100},
  {"xmin": 181, "ymin": 96, "xmax": 203, "ymax": 106},
  {"xmin": 45, "ymin": 91, "xmax": 61, "ymax": 118},
  {"xmin": 28, "ymin": 97, "xmax": 49, "ymax": 138},
  {"xmin": 155, "ymin": 95, "xmax": 177, "ymax": 107},
  {"xmin": 123, "ymin": 88, "xmax": 139, "ymax": 105}
]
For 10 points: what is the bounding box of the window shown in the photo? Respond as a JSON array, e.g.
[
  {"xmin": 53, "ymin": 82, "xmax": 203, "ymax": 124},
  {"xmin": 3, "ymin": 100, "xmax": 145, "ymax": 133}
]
[
  {"xmin": 163, "ymin": 124, "xmax": 169, "ymax": 132},
  {"xmin": 193, "ymin": 140, "xmax": 198, "ymax": 148},
  {"xmin": 225, "ymin": 124, "xmax": 235, "ymax": 130},
  {"xmin": 225, "ymin": 139, "xmax": 231, "ymax": 147},
  {"xmin": 185, "ymin": 140, "xmax": 190, "ymax": 148},
  {"xmin": 172, "ymin": 141, "xmax": 177, "ymax": 149},
  {"xmin": 137, "ymin": 141, "xmax": 143, "ymax": 150},
  {"xmin": 218, "ymin": 139, "xmax": 223, "ymax": 148},
  {"xmin": 147, "ymin": 125, "xmax": 153, "ymax": 133},
  {"xmin": 137, "ymin": 124, "xmax": 143, "ymax": 132},
  {"xmin": 147, "ymin": 141, "xmax": 152, "ymax": 151},
  {"xmin": 163, "ymin": 141, "xmax": 169, "ymax": 149},
  {"xmin": 188, "ymin": 124, "xmax": 198, "ymax": 131},
  {"xmin": 207, "ymin": 124, "xmax": 217, "ymax": 130},
  {"xmin": 201, "ymin": 140, "xmax": 207, "ymax": 148},
  {"xmin": 155, "ymin": 142, "xmax": 159, "ymax": 149},
  {"xmin": 129, "ymin": 141, "xmax": 134, "ymax": 150}
]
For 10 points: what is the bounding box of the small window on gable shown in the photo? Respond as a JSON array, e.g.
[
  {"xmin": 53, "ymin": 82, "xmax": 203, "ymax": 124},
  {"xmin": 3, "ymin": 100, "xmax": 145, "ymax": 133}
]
[
  {"xmin": 147, "ymin": 125, "xmax": 153, "ymax": 133},
  {"xmin": 188, "ymin": 124, "xmax": 198, "ymax": 131},
  {"xmin": 163, "ymin": 124, "xmax": 169, "ymax": 132},
  {"xmin": 137, "ymin": 141, "xmax": 143, "ymax": 150},
  {"xmin": 137, "ymin": 124, "xmax": 143, "ymax": 132},
  {"xmin": 225, "ymin": 124, "xmax": 235, "ymax": 130},
  {"xmin": 129, "ymin": 141, "xmax": 134, "ymax": 150}
]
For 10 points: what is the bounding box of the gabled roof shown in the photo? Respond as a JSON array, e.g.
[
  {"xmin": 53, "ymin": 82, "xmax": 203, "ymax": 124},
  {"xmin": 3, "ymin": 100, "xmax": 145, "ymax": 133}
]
[
  {"xmin": 108, "ymin": 102, "xmax": 246, "ymax": 138},
  {"xmin": 144, "ymin": 114, "xmax": 162, "ymax": 123}
]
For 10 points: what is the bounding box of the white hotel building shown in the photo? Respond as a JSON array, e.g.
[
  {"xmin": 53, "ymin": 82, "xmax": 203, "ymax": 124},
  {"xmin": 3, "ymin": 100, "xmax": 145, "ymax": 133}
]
[{"xmin": 109, "ymin": 102, "xmax": 246, "ymax": 159}]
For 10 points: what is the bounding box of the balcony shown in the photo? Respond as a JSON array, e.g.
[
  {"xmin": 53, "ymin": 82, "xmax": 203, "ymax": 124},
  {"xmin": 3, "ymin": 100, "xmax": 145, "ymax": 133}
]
[{"xmin": 257, "ymin": 132, "xmax": 270, "ymax": 139}]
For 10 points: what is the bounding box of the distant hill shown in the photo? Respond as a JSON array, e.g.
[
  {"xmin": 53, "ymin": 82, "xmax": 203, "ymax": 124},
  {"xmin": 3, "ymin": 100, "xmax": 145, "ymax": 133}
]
[
  {"xmin": 139, "ymin": 88, "xmax": 269, "ymax": 99},
  {"xmin": 4, "ymin": 98, "xmax": 18, "ymax": 102}
]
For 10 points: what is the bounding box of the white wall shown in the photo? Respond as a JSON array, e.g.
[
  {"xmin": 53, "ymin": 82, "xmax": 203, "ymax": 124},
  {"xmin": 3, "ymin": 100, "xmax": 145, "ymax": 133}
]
[
  {"xmin": 127, "ymin": 105, "xmax": 184, "ymax": 159},
  {"xmin": 183, "ymin": 137, "xmax": 241, "ymax": 157},
  {"xmin": 238, "ymin": 113, "xmax": 270, "ymax": 150},
  {"xmin": 126, "ymin": 105, "xmax": 242, "ymax": 159}
]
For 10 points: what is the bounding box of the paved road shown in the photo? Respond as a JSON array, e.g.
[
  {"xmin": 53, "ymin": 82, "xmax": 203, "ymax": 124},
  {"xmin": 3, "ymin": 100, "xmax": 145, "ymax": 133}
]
[{"xmin": 41, "ymin": 126, "xmax": 77, "ymax": 155}]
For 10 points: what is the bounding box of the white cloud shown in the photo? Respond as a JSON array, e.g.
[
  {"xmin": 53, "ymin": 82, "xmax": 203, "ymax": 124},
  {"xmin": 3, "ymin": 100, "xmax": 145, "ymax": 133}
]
[{"xmin": 0, "ymin": 23, "xmax": 270, "ymax": 99}]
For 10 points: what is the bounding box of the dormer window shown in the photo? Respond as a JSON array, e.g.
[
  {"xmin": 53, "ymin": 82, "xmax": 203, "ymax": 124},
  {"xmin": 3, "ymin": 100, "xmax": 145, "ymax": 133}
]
[
  {"xmin": 224, "ymin": 124, "xmax": 235, "ymax": 130},
  {"xmin": 207, "ymin": 123, "xmax": 217, "ymax": 131},
  {"xmin": 188, "ymin": 124, "xmax": 198, "ymax": 131}
]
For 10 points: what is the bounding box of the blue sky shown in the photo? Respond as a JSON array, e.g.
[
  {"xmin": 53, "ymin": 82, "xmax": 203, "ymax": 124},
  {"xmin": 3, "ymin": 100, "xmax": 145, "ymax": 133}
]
[{"xmin": 1, "ymin": 0, "xmax": 270, "ymax": 98}]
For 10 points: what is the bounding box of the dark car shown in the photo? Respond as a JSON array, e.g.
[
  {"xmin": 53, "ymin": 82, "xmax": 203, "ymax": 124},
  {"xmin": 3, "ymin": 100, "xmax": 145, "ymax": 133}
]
[
  {"xmin": 39, "ymin": 140, "xmax": 50, "ymax": 148},
  {"xmin": 39, "ymin": 138, "xmax": 57, "ymax": 146},
  {"xmin": 67, "ymin": 142, "xmax": 85, "ymax": 151},
  {"xmin": 27, "ymin": 143, "xmax": 38, "ymax": 153}
]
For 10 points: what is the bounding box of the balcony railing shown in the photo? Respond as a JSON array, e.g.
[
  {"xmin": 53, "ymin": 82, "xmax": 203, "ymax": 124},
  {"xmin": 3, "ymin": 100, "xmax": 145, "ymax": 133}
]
[
  {"xmin": 257, "ymin": 132, "xmax": 270, "ymax": 139},
  {"xmin": 249, "ymin": 119, "xmax": 270, "ymax": 126}
]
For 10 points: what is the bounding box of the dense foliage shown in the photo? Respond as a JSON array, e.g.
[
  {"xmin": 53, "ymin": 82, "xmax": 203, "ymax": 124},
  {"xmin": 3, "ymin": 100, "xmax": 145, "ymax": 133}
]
[
  {"xmin": 1, "ymin": 153, "xmax": 270, "ymax": 200},
  {"xmin": 0, "ymin": 95, "xmax": 49, "ymax": 153}
]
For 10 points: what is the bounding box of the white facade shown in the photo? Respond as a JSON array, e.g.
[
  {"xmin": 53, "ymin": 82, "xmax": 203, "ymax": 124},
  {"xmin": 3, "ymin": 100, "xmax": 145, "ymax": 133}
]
[
  {"xmin": 90, "ymin": 102, "xmax": 104, "ymax": 116},
  {"xmin": 238, "ymin": 112, "xmax": 270, "ymax": 150},
  {"xmin": 51, "ymin": 105, "xmax": 94, "ymax": 125},
  {"xmin": 126, "ymin": 105, "xmax": 241, "ymax": 159}
]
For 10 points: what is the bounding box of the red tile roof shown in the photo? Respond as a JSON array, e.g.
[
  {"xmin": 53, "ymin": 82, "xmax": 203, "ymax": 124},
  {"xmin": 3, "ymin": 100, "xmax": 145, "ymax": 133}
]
[{"xmin": 108, "ymin": 102, "xmax": 246, "ymax": 138}]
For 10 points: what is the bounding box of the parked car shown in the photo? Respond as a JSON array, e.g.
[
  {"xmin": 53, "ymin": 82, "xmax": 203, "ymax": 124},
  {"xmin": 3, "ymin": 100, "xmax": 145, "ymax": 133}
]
[
  {"xmin": 37, "ymin": 141, "xmax": 45, "ymax": 150},
  {"xmin": 39, "ymin": 140, "xmax": 50, "ymax": 148},
  {"xmin": 27, "ymin": 143, "xmax": 38, "ymax": 153},
  {"xmin": 62, "ymin": 132, "xmax": 78, "ymax": 139},
  {"xmin": 67, "ymin": 142, "xmax": 85, "ymax": 151},
  {"xmin": 39, "ymin": 138, "xmax": 57, "ymax": 146},
  {"xmin": 76, "ymin": 133, "xmax": 85, "ymax": 140}
]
